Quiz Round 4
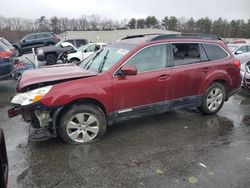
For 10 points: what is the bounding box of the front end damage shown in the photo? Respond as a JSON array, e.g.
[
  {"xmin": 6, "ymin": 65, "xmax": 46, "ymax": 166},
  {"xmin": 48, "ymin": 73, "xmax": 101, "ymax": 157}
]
[
  {"xmin": 8, "ymin": 103, "xmax": 62, "ymax": 141},
  {"xmin": 8, "ymin": 84, "xmax": 60, "ymax": 141}
]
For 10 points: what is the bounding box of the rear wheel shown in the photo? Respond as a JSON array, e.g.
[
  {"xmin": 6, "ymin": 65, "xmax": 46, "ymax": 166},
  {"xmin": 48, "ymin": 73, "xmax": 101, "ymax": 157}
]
[
  {"xmin": 45, "ymin": 53, "xmax": 57, "ymax": 65},
  {"xmin": 199, "ymin": 82, "xmax": 226, "ymax": 115},
  {"xmin": 58, "ymin": 104, "xmax": 107, "ymax": 144}
]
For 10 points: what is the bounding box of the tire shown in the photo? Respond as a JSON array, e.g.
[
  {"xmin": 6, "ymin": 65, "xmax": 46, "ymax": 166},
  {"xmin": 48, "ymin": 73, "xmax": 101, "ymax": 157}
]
[
  {"xmin": 198, "ymin": 82, "xmax": 226, "ymax": 115},
  {"xmin": 70, "ymin": 58, "xmax": 80, "ymax": 64},
  {"xmin": 58, "ymin": 104, "xmax": 107, "ymax": 144},
  {"xmin": 45, "ymin": 53, "xmax": 57, "ymax": 65}
]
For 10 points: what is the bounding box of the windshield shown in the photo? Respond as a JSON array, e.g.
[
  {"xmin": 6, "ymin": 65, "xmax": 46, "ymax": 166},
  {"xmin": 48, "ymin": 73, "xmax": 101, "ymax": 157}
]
[
  {"xmin": 77, "ymin": 44, "xmax": 90, "ymax": 52},
  {"xmin": 79, "ymin": 43, "xmax": 136, "ymax": 73},
  {"xmin": 227, "ymin": 45, "xmax": 238, "ymax": 52}
]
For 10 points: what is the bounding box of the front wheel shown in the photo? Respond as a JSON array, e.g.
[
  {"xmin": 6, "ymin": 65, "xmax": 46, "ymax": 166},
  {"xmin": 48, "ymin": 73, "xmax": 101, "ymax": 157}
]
[
  {"xmin": 58, "ymin": 104, "xmax": 107, "ymax": 144},
  {"xmin": 198, "ymin": 82, "xmax": 226, "ymax": 115},
  {"xmin": 45, "ymin": 53, "xmax": 57, "ymax": 65}
]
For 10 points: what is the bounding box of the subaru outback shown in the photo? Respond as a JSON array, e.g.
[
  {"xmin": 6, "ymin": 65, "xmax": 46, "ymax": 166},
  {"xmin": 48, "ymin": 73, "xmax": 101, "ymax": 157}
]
[{"xmin": 8, "ymin": 34, "xmax": 241, "ymax": 144}]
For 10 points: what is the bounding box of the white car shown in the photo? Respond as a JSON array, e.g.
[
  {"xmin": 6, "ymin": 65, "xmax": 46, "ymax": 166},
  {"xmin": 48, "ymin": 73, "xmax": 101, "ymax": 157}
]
[
  {"xmin": 67, "ymin": 42, "xmax": 107, "ymax": 63},
  {"xmin": 227, "ymin": 43, "xmax": 250, "ymax": 77}
]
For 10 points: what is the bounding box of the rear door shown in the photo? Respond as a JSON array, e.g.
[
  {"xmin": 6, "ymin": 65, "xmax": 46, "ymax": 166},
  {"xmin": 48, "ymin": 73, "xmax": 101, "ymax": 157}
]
[
  {"xmin": 112, "ymin": 44, "xmax": 172, "ymax": 117},
  {"xmin": 170, "ymin": 43, "xmax": 212, "ymax": 106}
]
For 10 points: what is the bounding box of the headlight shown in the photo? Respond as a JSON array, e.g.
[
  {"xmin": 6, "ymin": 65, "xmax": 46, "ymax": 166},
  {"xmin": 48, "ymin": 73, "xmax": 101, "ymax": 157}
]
[{"xmin": 11, "ymin": 86, "xmax": 52, "ymax": 106}]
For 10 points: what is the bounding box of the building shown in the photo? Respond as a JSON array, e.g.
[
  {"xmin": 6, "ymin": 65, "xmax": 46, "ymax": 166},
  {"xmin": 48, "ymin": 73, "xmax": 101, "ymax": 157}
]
[{"xmin": 59, "ymin": 29, "xmax": 180, "ymax": 43}]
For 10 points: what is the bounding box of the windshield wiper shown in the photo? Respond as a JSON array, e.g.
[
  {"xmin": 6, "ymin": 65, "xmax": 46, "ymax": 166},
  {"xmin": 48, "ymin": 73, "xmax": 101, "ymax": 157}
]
[
  {"xmin": 83, "ymin": 49, "xmax": 103, "ymax": 69},
  {"xmin": 98, "ymin": 49, "xmax": 109, "ymax": 73}
]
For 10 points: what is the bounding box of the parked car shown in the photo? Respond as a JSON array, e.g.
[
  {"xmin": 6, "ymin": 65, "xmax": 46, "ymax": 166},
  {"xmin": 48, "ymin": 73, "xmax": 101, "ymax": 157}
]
[
  {"xmin": 67, "ymin": 42, "xmax": 107, "ymax": 64},
  {"xmin": 12, "ymin": 32, "xmax": 61, "ymax": 56},
  {"xmin": 8, "ymin": 34, "xmax": 241, "ymax": 144},
  {"xmin": 36, "ymin": 39, "xmax": 88, "ymax": 65},
  {"xmin": 0, "ymin": 37, "xmax": 18, "ymax": 57},
  {"xmin": 0, "ymin": 41, "xmax": 14, "ymax": 81},
  {"xmin": 0, "ymin": 128, "xmax": 8, "ymax": 188},
  {"xmin": 243, "ymin": 61, "xmax": 250, "ymax": 90},
  {"xmin": 227, "ymin": 43, "xmax": 250, "ymax": 77}
]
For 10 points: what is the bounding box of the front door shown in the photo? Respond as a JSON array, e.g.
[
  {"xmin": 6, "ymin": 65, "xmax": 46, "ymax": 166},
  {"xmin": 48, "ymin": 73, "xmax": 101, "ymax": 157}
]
[{"xmin": 112, "ymin": 44, "xmax": 172, "ymax": 117}]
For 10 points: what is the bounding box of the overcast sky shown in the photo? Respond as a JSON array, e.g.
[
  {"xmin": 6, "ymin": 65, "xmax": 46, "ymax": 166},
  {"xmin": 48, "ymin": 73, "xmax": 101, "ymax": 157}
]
[{"xmin": 1, "ymin": 0, "xmax": 250, "ymax": 21}]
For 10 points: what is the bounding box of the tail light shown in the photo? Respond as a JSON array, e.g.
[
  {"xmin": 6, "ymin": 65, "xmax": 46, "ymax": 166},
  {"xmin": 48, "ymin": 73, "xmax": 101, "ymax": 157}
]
[
  {"xmin": 0, "ymin": 50, "xmax": 12, "ymax": 58},
  {"xmin": 232, "ymin": 59, "xmax": 241, "ymax": 68}
]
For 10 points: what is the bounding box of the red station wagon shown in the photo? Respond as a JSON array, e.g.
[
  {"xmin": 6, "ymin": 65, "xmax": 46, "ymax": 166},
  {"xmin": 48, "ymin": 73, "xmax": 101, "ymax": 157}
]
[{"xmin": 8, "ymin": 34, "xmax": 241, "ymax": 144}]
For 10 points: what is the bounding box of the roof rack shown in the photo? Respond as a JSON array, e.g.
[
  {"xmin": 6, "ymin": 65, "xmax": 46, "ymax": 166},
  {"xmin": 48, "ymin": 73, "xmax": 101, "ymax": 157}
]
[
  {"xmin": 150, "ymin": 34, "xmax": 223, "ymax": 41},
  {"xmin": 121, "ymin": 33, "xmax": 164, "ymax": 40}
]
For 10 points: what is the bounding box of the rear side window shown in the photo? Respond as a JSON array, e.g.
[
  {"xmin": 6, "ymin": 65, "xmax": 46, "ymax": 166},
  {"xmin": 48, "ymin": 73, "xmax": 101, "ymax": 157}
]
[
  {"xmin": 171, "ymin": 43, "xmax": 208, "ymax": 67},
  {"xmin": 203, "ymin": 44, "xmax": 228, "ymax": 61}
]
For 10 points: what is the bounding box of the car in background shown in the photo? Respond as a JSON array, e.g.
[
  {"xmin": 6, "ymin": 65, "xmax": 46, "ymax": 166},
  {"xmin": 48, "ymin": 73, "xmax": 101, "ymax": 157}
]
[
  {"xmin": 12, "ymin": 32, "xmax": 61, "ymax": 56},
  {"xmin": 228, "ymin": 43, "xmax": 250, "ymax": 75},
  {"xmin": 36, "ymin": 39, "xmax": 88, "ymax": 65},
  {"xmin": 243, "ymin": 61, "xmax": 250, "ymax": 90},
  {"xmin": 67, "ymin": 42, "xmax": 107, "ymax": 64},
  {"xmin": 0, "ymin": 128, "xmax": 8, "ymax": 188},
  {"xmin": 0, "ymin": 41, "xmax": 14, "ymax": 81},
  {"xmin": 8, "ymin": 34, "xmax": 241, "ymax": 144},
  {"xmin": 0, "ymin": 37, "xmax": 18, "ymax": 57}
]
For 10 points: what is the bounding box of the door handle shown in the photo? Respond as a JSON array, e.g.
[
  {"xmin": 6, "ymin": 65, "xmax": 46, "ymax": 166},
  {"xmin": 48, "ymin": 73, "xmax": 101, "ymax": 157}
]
[{"xmin": 159, "ymin": 74, "xmax": 171, "ymax": 81}]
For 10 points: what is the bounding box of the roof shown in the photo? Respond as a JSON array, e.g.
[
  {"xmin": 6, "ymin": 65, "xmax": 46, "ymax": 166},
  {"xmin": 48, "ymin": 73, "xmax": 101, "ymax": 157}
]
[
  {"xmin": 117, "ymin": 34, "xmax": 224, "ymax": 46},
  {"xmin": 59, "ymin": 29, "xmax": 180, "ymax": 43}
]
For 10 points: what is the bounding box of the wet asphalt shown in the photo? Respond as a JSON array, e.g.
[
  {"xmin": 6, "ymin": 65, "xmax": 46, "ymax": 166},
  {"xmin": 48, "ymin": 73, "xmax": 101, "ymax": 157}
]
[{"xmin": 0, "ymin": 79, "xmax": 250, "ymax": 188}]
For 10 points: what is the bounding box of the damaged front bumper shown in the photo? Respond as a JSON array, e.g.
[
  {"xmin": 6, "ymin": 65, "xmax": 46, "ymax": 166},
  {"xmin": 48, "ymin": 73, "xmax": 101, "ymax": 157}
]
[{"xmin": 8, "ymin": 103, "xmax": 63, "ymax": 141}]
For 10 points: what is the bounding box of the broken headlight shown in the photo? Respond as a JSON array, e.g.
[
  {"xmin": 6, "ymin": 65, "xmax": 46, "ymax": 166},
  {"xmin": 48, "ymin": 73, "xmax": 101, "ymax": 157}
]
[{"xmin": 11, "ymin": 86, "xmax": 52, "ymax": 106}]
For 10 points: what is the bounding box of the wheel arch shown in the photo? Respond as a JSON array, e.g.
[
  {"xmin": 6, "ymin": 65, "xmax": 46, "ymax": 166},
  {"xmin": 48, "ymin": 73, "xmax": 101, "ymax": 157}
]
[
  {"xmin": 201, "ymin": 79, "xmax": 229, "ymax": 97},
  {"xmin": 54, "ymin": 98, "xmax": 107, "ymax": 128}
]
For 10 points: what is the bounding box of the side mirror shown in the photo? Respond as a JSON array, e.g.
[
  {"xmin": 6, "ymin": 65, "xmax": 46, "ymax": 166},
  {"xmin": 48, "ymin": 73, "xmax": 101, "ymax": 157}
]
[
  {"xmin": 118, "ymin": 65, "xmax": 137, "ymax": 76},
  {"xmin": 235, "ymin": 50, "xmax": 243, "ymax": 55},
  {"xmin": 22, "ymin": 40, "xmax": 26, "ymax": 43},
  {"xmin": 61, "ymin": 42, "xmax": 72, "ymax": 48}
]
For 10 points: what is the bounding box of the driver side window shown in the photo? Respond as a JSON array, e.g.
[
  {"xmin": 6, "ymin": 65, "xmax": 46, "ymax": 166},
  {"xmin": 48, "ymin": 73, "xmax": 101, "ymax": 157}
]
[{"xmin": 126, "ymin": 44, "xmax": 167, "ymax": 73}]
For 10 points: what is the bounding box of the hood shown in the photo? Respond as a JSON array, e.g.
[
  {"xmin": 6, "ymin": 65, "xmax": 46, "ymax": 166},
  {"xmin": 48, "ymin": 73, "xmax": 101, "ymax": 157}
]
[{"xmin": 18, "ymin": 64, "xmax": 97, "ymax": 90}]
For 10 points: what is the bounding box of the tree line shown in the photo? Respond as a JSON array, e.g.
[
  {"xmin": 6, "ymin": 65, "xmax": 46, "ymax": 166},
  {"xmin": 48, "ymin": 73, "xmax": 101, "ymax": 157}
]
[{"xmin": 0, "ymin": 15, "xmax": 249, "ymax": 42}]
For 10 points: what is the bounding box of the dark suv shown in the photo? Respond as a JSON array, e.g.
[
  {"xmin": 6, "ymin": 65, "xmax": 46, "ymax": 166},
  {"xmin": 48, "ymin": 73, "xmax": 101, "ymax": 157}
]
[
  {"xmin": 8, "ymin": 34, "xmax": 241, "ymax": 144},
  {"xmin": 12, "ymin": 32, "xmax": 60, "ymax": 56},
  {"xmin": 36, "ymin": 39, "xmax": 88, "ymax": 65}
]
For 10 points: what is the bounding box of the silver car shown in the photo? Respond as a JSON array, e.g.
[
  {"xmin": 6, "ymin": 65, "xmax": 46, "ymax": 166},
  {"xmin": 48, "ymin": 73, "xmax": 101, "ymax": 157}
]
[{"xmin": 227, "ymin": 43, "xmax": 250, "ymax": 76}]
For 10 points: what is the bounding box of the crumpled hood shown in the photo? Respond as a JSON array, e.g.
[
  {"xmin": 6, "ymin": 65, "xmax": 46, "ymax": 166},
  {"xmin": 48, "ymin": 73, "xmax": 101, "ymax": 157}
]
[{"xmin": 18, "ymin": 64, "xmax": 97, "ymax": 90}]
